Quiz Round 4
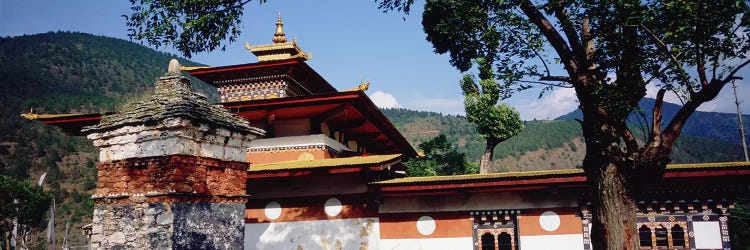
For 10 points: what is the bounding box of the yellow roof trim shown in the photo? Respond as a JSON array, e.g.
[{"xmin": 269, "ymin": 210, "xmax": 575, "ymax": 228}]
[
  {"xmin": 373, "ymin": 161, "xmax": 750, "ymax": 185},
  {"xmin": 20, "ymin": 113, "xmax": 88, "ymax": 121},
  {"xmin": 248, "ymin": 154, "xmax": 401, "ymax": 172},
  {"xmin": 375, "ymin": 168, "xmax": 582, "ymax": 185}
]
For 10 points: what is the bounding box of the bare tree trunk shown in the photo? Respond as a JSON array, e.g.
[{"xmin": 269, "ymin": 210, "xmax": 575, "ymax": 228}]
[
  {"xmin": 732, "ymin": 80, "xmax": 749, "ymax": 161},
  {"xmin": 4, "ymin": 229, "xmax": 10, "ymax": 250},
  {"xmin": 589, "ymin": 163, "xmax": 637, "ymax": 250},
  {"xmin": 480, "ymin": 137, "xmax": 499, "ymax": 173}
]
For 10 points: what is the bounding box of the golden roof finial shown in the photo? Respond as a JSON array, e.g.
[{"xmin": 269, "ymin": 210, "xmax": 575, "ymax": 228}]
[
  {"xmin": 21, "ymin": 107, "xmax": 38, "ymax": 120},
  {"xmin": 343, "ymin": 81, "xmax": 370, "ymax": 92},
  {"xmin": 272, "ymin": 13, "xmax": 287, "ymax": 43}
]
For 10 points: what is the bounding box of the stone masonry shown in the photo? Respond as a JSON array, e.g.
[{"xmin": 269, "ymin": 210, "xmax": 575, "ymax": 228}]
[{"xmin": 83, "ymin": 59, "xmax": 264, "ymax": 249}]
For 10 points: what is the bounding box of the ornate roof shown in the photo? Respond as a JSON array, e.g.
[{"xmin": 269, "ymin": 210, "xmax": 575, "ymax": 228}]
[{"xmin": 245, "ymin": 14, "xmax": 311, "ymax": 62}]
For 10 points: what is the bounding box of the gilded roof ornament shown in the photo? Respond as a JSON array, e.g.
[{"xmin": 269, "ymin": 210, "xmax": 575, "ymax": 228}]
[
  {"xmin": 343, "ymin": 81, "xmax": 370, "ymax": 92},
  {"xmin": 272, "ymin": 13, "xmax": 287, "ymax": 43},
  {"xmin": 20, "ymin": 107, "xmax": 38, "ymax": 120},
  {"xmin": 245, "ymin": 13, "xmax": 312, "ymax": 62}
]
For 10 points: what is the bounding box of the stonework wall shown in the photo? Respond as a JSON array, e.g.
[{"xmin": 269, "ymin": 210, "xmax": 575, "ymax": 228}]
[
  {"xmin": 91, "ymin": 203, "xmax": 172, "ymax": 249},
  {"xmin": 91, "ymin": 203, "xmax": 245, "ymax": 250}
]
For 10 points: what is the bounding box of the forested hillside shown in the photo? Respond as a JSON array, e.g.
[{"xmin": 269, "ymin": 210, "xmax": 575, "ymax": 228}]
[
  {"xmin": 557, "ymin": 98, "xmax": 750, "ymax": 146},
  {"xmin": 0, "ymin": 32, "xmax": 213, "ymax": 248},
  {"xmin": 382, "ymin": 108, "xmax": 748, "ymax": 172}
]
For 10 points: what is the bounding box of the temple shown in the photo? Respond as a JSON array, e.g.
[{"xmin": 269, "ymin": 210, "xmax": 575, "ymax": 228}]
[{"xmin": 24, "ymin": 15, "xmax": 750, "ymax": 250}]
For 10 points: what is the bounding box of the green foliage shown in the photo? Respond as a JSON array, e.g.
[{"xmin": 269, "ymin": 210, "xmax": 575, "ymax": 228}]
[
  {"xmin": 731, "ymin": 199, "xmax": 750, "ymax": 250},
  {"xmin": 462, "ymin": 74, "xmax": 524, "ymax": 143},
  {"xmin": 459, "ymin": 62, "xmax": 523, "ymax": 171},
  {"xmin": 126, "ymin": 0, "xmax": 264, "ymax": 57},
  {"xmin": 404, "ymin": 134, "xmax": 478, "ymax": 177},
  {"xmin": 0, "ymin": 175, "xmax": 52, "ymax": 228}
]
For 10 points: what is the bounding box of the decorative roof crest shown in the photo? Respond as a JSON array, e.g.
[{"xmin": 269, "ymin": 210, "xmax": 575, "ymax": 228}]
[
  {"xmin": 245, "ymin": 13, "xmax": 311, "ymax": 62},
  {"xmin": 272, "ymin": 13, "xmax": 287, "ymax": 43}
]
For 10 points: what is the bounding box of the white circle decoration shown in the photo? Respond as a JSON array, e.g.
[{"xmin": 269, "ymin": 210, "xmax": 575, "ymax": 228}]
[
  {"xmin": 324, "ymin": 198, "xmax": 343, "ymax": 217},
  {"xmin": 416, "ymin": 216, "xmax": 436, "ymax": 235},
  {"xmin": 264, "ymin": 201, "xmax": 282, "ymax": 220},
  {"xmin": 539, "ymin": 211, "xmax": 561, "ymax": 232}
]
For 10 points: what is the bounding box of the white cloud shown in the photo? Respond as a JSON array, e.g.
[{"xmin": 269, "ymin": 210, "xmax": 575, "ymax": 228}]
[
  {"xmin": 369, "ymin": 90, "xmax": 401, "ymax": 109},
  {"xmin": 406, "ymin": 98, "xmax": 465, "ymax": 115},
  {"xmin": 511, "ymin": 88, "xmax": 579, "ymax": 120}
]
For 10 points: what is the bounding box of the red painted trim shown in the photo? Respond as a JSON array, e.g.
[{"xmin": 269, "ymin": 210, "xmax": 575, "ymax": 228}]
[
  {"xmin": 663, "ymin": 169, "xmax": 750, "ymax": 178},
  {"xmin": 374, "ymin": 167, "xmax": 750, "ymax": 196},
  {"xmin": 42, "ymin": 116, "xmax": 101, "ymax": 124},
  {"xmin": 188, "ymin": 59, "xmax": 299, "ymax": 75},
  {"xmin": 222, "ymin": 92, "xmax": 361, "ymax": 110},
  {"xmin": 378, "ymin": 176, "xmax": 586, "ymax": 192}
]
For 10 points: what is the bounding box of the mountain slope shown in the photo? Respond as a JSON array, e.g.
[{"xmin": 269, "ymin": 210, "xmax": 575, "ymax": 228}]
[
  {"xmin": 556, "ymin": 98, "xmax": 750, "ymax": 145},
  {"xmin": 0, "ymin": 31, "xmax": 213, "ymax": 248},
  {"xmin": 383, "ymin": 108, "xmax": 747, "ymax": 172}
]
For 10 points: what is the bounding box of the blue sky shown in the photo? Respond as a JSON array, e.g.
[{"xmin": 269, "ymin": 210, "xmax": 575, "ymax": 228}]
[{"xmin": 1, "ymin": 0, "xmax": 747, "ymax": 119}]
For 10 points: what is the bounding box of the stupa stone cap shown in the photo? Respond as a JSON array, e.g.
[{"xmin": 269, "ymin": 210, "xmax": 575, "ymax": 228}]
[{"xmin": 82, "ymin": 59, "xmax": 265, "ymax": 136}]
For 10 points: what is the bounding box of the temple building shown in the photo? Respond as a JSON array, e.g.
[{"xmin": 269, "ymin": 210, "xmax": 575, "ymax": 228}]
[{"xmin": 24, "ymin": 15, "xmax": 750, "ymax": 250}]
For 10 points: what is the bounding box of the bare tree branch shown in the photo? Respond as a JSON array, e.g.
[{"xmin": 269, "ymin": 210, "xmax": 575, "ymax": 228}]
[
  {"xmin": 651, "ymin": 89, "xmax": 666, "ymax": 142},
  {"xmin": 518, "ymin": 0, "xmax": 579, "ymax": 77},
  {"xmin": 722, "ymin": 58, "xmax": 750, "ymax": 84},
  {"xmin": 638, "ymin": 24, "xmax": 694, "ymax": 91},
  {"xmin": 516, "ymin": 79, "xmax": 574, "ymax": 88},
  {"xmin": 539, "ymin": 75, "xmax": 572, "ymax": 82},
  {"xmin": 552, "ymin": 6, "xmax": 583, "ymax": 61}
]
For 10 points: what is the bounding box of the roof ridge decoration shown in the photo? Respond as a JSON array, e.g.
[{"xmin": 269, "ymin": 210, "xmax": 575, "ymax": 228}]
[
  {"xmin": 82, "ymin": 59, "xmax": 265, "ymax": 136},
  {"xmin": 245, "ymin": 13, "xmax": 312, "ymax": 62},
  {"xmin": 272, "ymin": 13, "xmax": 287, "ymax": 43}
]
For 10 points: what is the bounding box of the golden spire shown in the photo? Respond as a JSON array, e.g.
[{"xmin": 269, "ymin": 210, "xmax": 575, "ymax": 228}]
[{"xmin": 272, "ymin": 13, "xmax": 287, "ymax": 43}]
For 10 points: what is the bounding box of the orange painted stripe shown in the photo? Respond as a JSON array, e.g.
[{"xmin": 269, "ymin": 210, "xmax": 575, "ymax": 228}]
[
  {"xmin": 248, "ymin": 150, "xmax": 330, "ymax": 164},
  {"xmin": 245, "ymin": 197, "xmax": 378, "ymax": 223},
  {"xmin": 379, "ymin": 212, "xmax": 473, "ymax": 239},
  {"xmin": 517, "ymin": 208, "xmax": 583, "ymax": 236}
]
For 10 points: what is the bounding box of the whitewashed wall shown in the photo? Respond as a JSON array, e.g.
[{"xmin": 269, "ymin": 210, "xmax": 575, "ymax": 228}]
[
  {"xmin": 244, "ymin": 218, "xmax": 380, "ymax": 250},
  {"xmin": 380, "ymin": 237, "xmax": 473, "ymax": 250}
]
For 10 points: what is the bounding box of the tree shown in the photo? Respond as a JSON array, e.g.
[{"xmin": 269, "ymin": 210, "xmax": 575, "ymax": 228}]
[
  {"xmin": 125, "ymin": 0, "xmax": 266, "ymax": 58},
  {"xmin": 0, "ymin": 175, "xmax": 52, "ymax": 250},
  {"xmin": 125, "ymin": 0, "xmax": 750, "ymax": 248},
  {"xmin": 394, "ymin": 0, "xmax": 750, "ymax": 249},
  {"xmin": 460, "ymin": 58, "xmax": 523, "ymax": 173},
  {"xmin": 405, "ymin": 134, "xmax": 479, "ymax": 177}
]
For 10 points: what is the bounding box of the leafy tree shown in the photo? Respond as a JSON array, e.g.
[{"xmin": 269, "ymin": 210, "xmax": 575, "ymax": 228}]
[
  {"xmin": 460, "ymin": 58, "xmax": 523, "ymax": 173},
  {"xmin": 382, "ymin": 0, "xmax": 750, "ymax": 248},
  {"xmin": 125, "ymin": 0, "xmax": 265, "ymax": 58},
  {"xmin": 405, "ymin": 134, "xmax": 478, "ymax": 177},
  {"xmin": 731, "ymin": 199, "xmax": 750, "ymax": 250},
  {"xmin": 0, "ymin": 175, "xmax": 52, "ymax": 249}
]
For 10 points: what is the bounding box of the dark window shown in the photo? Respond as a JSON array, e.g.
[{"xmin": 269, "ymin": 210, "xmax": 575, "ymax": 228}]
[
  {"xmin": 639, "ymin": 225, "xmax": 652, "ymax": 248},
  {"xmin": 672, "ymin": 225, "xmax": 685, "ymax": 248},
  {"xmin": 498, "ymin": 232, "xmax": 512, "ymax": 250},
  {"xmin": 481, "ymin": 233, "xmax": 495, "ymax": 250},
  {"xmin": 655, "ymin": 225, "xmax": 668, "ymax": 247}
]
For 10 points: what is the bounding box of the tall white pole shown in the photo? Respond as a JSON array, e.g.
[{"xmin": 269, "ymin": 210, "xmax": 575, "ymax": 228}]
[{"xmin": 732, "ymin": 80, "xmax": 749, "ymax": 162}]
